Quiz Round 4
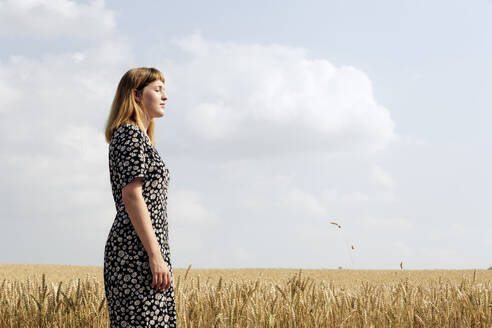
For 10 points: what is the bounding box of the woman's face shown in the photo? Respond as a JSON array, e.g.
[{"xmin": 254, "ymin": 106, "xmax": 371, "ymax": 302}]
[{"xmin": 136, "ymin": 80, "xmax": 167, "ymax": 119}]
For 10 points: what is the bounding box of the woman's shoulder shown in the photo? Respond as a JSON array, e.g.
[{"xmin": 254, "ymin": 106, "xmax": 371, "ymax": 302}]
[
  {"xmin": 111, "ymin": 123, "xmax": 147, "ymax": 145},
  {"xmin": 115, "ymin": 122, "xmax": 145, "ymax": 137}
]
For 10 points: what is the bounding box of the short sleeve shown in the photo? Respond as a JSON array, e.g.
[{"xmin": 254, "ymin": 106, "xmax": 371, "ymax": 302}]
[{"xmin": 113, "ymin": 124, "xmax": 148, "ymax": 189}]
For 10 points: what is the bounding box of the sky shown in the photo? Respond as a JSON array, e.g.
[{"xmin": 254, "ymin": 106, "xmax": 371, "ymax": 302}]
[{"xmin": 0, "ymin": 0, "xmax": 491, "ymax": 270}]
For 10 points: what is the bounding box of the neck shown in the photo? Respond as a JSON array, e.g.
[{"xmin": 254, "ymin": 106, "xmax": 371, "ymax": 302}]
[{"xmin": 142, "ymin": 115, "xmax": 150, "ymax": 135}]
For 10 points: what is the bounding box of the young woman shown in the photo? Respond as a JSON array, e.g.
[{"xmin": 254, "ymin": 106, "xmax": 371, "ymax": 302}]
[{"xmin": 103, "ymin": 67, "xmax": 177, "ymax": 327}]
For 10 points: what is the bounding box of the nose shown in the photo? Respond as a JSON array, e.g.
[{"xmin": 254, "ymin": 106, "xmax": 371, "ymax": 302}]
[{"xmin": 161, "ymin": 92, "xmax": 167, "ymax": 100}]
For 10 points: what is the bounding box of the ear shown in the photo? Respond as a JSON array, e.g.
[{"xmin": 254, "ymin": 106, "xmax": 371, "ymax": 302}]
[{"xmin": 133, "ymin": 88, "xmax": 142, "ymax": 104}]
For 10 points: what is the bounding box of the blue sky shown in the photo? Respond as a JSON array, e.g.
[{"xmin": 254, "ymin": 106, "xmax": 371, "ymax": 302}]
[{"xmin": 0, "ymin": 0, "xmax": 491, "ymax": 269}]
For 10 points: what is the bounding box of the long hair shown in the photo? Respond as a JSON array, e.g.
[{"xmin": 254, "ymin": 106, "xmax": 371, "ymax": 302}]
[{"xmin": 104, "ymin": 67, "xmax": 165, "ymax": 145}]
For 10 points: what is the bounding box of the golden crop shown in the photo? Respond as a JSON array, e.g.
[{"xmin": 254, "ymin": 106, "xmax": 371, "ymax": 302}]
[{"xmin": 1, "ymin": 264, "xmax": 491, "ymax": 327}]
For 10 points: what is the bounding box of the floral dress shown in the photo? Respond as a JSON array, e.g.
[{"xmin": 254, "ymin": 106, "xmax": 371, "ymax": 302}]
[{"xmin": 104, "ymin": 122, "xmax": 177, "ymax": 327}]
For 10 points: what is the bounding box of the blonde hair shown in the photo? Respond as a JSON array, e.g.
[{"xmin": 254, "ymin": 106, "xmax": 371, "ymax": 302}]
[{"xmin": 104, "ymin": 67, "xmax": 165, "ymax": 145}]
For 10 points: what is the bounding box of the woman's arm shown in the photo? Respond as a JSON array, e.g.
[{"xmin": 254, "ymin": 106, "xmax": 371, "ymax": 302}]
[
  {"xmin": 122, "ymin": 177, "xmax": 161, "ymax": 257},
  {"xmin": 122, "ymin": 177, "xmax": 171, "ymax": 291}
]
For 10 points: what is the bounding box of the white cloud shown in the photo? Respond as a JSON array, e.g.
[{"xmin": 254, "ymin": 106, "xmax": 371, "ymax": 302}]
[
  {"xmin": 423, "ymin": 222, "xmax": 467, "ymax": 242},
  {"xmin": 0, "ymin": 34, "xmax": 134, "ymax": 266},
  {"xmin": 186, "ymin": 101, "xmax": 243, "ymax": 140},
  {"xmin": 0, "ymin": 0, "xmax": 116, "ymax": 38},
  {"xmin": 168, "ymin": 190, "xmax": 221, "ymax": 225},
  {"xmin": 340, "ymin": 191, "xmax": 371, "ymax": 203},
  {"xmin": 361, "ymin": 216, "xmax": 413, "ymax": 230},
  {"xmin": 0, "ymin": 122, "xmax": 112, "ymax": 229},
  {"xmin": 56, "ymin": 124, "xmax": 106, "ymax": 163},
  {"xmin": 283, "ymin": 188, "xmax": 327, "ymax": 217},
  {"xmin": 319, "ymin": 188, "xmax": 395, "ymax": 207},
  {"xmin": 234, "ymin": 247, "xmax": 255, "ymax": 262},
  {"xmin": 372, "ymin": 165, "xmax": 395, "ymax": 188},
  {"xmin": 163, "ymin": 31, "xmax": 399, "ymax": 156},
  {"xmin": 0, "ymin": 38, "xmax": 133, "ymax": 116},
  {"xmin": 0, "ymin": 25, "xmax": 405, "ymax": 268},
  {"xmin": 0, "ymin": 79, "xmax": 20, "ymax": 112},
  {"xmin": 71, "ymin": 52, "xmax": 85, "ymax": 63}
]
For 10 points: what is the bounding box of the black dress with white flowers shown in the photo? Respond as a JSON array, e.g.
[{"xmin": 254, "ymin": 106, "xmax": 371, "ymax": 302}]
[{"xmin": 104, "ymin": 123, "xmax": 177, "ymax": 327}]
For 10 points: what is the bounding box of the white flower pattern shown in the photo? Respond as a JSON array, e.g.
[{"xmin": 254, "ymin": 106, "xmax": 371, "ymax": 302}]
[{"xmin": 104, "ymin": 123, "xmax": 177, "ymax": 327}]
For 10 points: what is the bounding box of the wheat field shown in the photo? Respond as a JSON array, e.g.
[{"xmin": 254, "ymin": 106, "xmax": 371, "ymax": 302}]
[{"xmin": 1, "ymin": 264, "xmax": 491, "ymax": 327}]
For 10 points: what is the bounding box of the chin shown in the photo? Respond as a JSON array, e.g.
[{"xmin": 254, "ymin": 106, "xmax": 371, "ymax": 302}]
[{"xmin": 153, "ymin": 110, "xmax": 165, "ymax": 118}]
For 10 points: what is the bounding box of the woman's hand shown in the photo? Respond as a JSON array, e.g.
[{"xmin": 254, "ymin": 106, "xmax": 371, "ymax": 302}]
[{"xmin": 149, "ymin": 253, "xmax": 171, "ymax": 291}]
